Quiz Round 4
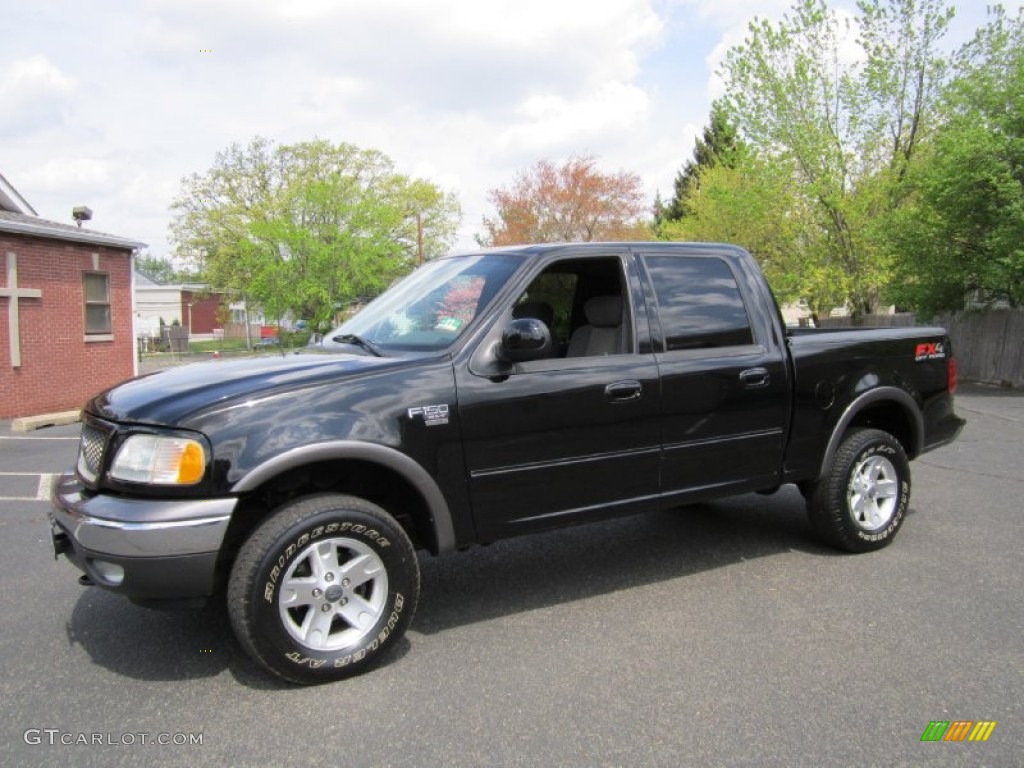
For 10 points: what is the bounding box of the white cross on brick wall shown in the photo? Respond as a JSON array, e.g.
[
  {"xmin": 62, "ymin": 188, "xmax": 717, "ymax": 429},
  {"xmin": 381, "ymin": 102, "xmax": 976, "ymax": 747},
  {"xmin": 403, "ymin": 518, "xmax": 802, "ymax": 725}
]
[{"xmin": 0, "ymin": 252, "xmax": 43, "ymax": 368}]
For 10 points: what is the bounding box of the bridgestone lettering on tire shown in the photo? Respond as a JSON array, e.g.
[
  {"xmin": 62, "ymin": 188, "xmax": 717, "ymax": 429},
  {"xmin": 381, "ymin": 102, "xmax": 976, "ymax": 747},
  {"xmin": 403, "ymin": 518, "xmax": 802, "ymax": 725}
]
[
  {"xmin": 807, "ymin": 428, "xmax": 910, "ymax": 553},
  {"xmin": 228, "ymin": 494, "xmax": 419, "ymax": 684}
]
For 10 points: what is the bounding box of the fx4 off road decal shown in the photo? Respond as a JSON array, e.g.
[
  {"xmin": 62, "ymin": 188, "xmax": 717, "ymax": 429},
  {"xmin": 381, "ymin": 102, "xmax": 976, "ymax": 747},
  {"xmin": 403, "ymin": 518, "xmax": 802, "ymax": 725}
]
[
  {"xmin": 915, "ymin": 341, "xmax": 947, "ymax": 361},
  {"xmin": 407, "ymin": 404, "xmax": 450, "ymax": 426}
]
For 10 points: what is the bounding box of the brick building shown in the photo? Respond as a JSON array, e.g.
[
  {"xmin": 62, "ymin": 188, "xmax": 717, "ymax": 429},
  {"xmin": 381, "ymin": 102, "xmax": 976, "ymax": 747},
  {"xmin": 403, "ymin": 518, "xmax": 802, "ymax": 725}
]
[{"xmin": 0, "ymin": 173, "xmax": 144, "ymax": 420}]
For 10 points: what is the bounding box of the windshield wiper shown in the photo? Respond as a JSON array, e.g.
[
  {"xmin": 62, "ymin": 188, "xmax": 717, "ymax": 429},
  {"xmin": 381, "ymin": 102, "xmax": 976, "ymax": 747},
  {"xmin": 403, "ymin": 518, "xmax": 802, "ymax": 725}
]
[{"xmin": 332, "ymin": 333, "xmax": 385, "ymax": 357}]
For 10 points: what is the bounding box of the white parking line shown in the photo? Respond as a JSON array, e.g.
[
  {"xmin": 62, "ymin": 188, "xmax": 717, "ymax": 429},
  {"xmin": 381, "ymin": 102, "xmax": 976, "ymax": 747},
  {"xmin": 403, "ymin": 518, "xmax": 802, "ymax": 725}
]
[
  {"xmin": 0, "ymin": 472, "xmax": 56, "ymax": 501},
  {"xmin": 0, "ymin": 436, "xmax": 78, "ymax": 441},
  {"xmin": 37, "ymin": 473, "xmax": 55, "ymax": 499}
]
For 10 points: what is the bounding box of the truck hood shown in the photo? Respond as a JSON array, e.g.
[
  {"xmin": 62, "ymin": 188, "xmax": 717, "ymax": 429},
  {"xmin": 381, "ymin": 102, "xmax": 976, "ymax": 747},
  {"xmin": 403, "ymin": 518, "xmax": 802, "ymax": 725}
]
[{"xmin": 86, "ymin": 352, "xmax": 406, "ymax": 426}]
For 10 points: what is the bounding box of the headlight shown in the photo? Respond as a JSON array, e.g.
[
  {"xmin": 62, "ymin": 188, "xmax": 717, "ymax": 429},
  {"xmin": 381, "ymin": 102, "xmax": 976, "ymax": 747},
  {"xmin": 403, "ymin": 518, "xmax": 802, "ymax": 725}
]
[{"xmin": 109, "ymin": 435, "xmax": 206, "ymax": 485}]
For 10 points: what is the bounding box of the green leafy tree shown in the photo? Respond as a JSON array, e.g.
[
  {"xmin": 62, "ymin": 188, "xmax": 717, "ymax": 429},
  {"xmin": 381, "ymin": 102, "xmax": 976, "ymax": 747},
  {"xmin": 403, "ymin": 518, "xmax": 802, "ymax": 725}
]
[
  {"xmin": 858, "ymin": 0, "xmax": 953, "ymax": 179},
  {"xmin": 170, "ymin": 137, "xmax": 460, "ymax": 332},
  {"xmin": 661, "ymin": 149, "xmax": 848, "ymax": 315},
  {"xmin": 888, "ymin": 6, "xmax": 1024, "ymax": 314},
  {"xmin": 658, "ymin": 105, "xmax": 743, "ymax": 227},
  {"xmin": 716, "ymin": 0, "xmax": 953, "ymax": 317},
  {"xmin": 135, "ymin": 252, "xmax": 200, "ymax": 284}
]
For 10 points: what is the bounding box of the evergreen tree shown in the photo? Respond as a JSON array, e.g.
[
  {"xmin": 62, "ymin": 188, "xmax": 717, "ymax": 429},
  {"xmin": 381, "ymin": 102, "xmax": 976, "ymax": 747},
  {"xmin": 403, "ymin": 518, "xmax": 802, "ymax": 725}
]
[{"xmin": 660, "ymin": 105, "xmax": 741, "ymax": 224}]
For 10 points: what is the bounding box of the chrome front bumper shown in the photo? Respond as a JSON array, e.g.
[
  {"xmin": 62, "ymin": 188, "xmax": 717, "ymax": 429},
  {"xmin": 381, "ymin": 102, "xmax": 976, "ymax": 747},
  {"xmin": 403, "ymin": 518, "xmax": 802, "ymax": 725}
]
[{"xmin": 49, "ymin": 472, "xmax": 237, "ymax": 599}]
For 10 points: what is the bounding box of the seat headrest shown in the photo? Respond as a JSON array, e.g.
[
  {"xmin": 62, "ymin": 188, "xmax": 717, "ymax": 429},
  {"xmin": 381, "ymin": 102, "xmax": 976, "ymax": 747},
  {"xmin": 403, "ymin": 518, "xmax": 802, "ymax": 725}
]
[
  {"xmin": 584, "ymin": 296, "xmax": 621, "ymax": 328},
  {"xmin": 512, "ymin": 301, "xmax": 554, "ymax": 328}
]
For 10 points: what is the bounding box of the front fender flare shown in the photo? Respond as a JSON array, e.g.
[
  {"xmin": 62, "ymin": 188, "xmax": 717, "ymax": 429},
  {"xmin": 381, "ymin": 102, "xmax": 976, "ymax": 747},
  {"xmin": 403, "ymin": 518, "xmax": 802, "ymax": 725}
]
[{"xmin": 230, "ymin": 441, "xmax": 456, "ymax": 553}]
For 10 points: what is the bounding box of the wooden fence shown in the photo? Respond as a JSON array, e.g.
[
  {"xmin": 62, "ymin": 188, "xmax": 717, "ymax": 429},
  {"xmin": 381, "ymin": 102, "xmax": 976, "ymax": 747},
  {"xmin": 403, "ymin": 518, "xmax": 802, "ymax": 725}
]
[
  {"xmin": 935, "ymin": 310, "xmax": 1024, "ymax": 388},
  {"xmin": 818, "ymin": 309, "xmax": 1024, "ymax": 387},
  {"xmin": 817, "ymin": 314, "xmax": 918, "ymax": 328},
  {"xmin": 221, "ymin": 323, "xmax": 264, "ymax": 340}
]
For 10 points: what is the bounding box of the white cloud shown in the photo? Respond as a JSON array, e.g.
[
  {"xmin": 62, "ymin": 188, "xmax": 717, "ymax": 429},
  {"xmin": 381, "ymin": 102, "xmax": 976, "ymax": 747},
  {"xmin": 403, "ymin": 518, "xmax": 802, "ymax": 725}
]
[
  {"xmin": 500, "ymin": 82, "xmax": 652, "ymax": 153},
  {"xmin": 0, "ymin": 55, "xmax": 76, "ymax": 135},
  {"xmin": 295, "ymin": 76, "xmax": 366, "ymax": 117},
  {"xmin": 139, "ymin": 16, "xmax": 206, "ymax": 55},
  {"xmin": 133, "ymin": 0, "xmax": 664, "ymax": 111},
  {"xmin": 23, "ymin": 157, "xmax": 112, "ymax": 190},
  {"xmin": 5, "ymin": 55, "xmax": 75, "ymax": 92},
  {"xmin": 679, "ymin": 0, "xmax": 791, "ymax": 30},
  {"xmin": 7, "ymin": 0, "xmax": 1019, "ymax": 253}
]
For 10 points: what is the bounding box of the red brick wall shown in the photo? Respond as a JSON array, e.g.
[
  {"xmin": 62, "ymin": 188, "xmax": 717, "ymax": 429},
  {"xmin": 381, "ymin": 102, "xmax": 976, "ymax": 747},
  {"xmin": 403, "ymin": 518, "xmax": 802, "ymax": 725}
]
[
  {"xmin": 181, "ymin": 290, "xmax": 224, "ymax": 335},
  {"xmin": 0, "ymin": 233, "xmax": 135, "ymax": 420}
]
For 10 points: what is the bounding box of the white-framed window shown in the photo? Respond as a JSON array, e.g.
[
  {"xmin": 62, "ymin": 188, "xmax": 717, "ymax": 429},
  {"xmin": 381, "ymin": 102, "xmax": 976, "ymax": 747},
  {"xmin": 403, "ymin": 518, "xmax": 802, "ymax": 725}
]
[{"xmin": 84, "ymin": 272, "xmax": 112, "ymax": 335}]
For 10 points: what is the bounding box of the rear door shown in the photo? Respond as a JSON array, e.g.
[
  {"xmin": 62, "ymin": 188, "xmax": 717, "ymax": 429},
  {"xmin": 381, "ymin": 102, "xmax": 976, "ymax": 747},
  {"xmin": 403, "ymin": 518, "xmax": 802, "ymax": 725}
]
[{"xmin": 636, "ymin": 249, "xmax": 790, "ymax": 504}]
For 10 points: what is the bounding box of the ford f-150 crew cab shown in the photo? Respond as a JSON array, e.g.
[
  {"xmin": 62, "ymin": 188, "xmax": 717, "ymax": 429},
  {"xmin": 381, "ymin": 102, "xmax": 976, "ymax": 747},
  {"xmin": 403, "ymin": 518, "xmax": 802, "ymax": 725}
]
[{"xmin": 49, "ymin": 242, "xmax": 964, "ymax": 683}]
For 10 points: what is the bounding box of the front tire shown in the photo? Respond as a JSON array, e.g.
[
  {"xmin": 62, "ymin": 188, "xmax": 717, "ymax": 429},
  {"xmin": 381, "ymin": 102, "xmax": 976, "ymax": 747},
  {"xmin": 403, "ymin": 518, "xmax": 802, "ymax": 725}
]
[
  {"xmin": 228, "ymin": 494, "xmax": 419, "ymax": 684},
  {"xmin": 807, "ymin": 428, "xmax": 910, "ymax": 553}
]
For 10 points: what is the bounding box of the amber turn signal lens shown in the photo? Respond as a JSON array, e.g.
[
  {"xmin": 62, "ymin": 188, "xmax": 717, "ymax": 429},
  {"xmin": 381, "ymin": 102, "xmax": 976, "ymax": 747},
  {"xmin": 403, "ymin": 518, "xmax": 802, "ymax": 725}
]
[{"xmin": 177, "ymin": 440, "xmax": 206, "ymax": 484}]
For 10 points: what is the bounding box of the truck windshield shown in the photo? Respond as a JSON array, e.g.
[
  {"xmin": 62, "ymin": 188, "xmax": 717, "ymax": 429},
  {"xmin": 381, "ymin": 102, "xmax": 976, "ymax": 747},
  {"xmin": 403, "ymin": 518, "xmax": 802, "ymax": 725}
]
[{"xmin": 325, "ymin": 253, "xmax": 523, "ymax": 353}]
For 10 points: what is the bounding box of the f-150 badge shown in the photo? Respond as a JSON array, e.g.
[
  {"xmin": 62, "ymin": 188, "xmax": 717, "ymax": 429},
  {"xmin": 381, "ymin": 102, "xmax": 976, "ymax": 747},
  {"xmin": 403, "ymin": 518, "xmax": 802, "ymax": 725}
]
[{"xmin": 407, "ymin": 404, "xmax": 450, "ymax": 426}]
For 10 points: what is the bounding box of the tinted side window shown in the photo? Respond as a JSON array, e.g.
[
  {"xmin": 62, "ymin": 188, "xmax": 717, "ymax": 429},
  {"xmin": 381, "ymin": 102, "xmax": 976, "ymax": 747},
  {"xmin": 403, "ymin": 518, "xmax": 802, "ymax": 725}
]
[
  {"xmin": 645, "ymin": 256, "xmax": 754, "ymax": 350},
  {"xmin": 514, "ymin": 256, "xmax": 632, "ymax": 357}
]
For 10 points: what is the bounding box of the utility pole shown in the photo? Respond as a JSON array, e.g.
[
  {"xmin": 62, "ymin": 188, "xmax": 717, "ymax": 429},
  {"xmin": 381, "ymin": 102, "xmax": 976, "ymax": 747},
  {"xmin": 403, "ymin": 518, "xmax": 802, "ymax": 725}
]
[{"xmin": 417, "ymin": 212, "xmax": 423, "ymax": 265}]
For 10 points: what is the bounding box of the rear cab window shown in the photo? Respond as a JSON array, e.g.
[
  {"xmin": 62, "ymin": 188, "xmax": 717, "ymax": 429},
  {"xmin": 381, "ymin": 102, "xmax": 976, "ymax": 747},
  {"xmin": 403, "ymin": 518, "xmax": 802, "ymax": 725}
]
[{"xmin": 642, "ymin": 255, "xmax": 755, "ymax": 351}]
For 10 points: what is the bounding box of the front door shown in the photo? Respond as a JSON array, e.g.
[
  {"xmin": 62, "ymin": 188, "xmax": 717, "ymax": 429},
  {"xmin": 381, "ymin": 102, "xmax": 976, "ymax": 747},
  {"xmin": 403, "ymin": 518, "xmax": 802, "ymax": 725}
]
[{"xmin": 456, "ymin": 252, "xmax": 662, "ymax": 542}]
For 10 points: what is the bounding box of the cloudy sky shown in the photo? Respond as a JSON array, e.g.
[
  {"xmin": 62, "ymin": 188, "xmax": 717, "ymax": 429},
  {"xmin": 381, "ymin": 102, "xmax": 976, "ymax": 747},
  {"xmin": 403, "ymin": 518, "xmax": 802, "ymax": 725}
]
[{"xmin": 1, "ymin": 0, "xmax": 1006, "ymax": 258}]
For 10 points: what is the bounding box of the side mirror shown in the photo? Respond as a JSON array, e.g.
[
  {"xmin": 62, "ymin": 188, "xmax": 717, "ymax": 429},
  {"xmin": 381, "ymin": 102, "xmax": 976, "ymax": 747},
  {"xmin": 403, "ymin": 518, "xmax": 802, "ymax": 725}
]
[{"xmin": 497, "ymin": 318, "xmax": 552, "ymax": 363}]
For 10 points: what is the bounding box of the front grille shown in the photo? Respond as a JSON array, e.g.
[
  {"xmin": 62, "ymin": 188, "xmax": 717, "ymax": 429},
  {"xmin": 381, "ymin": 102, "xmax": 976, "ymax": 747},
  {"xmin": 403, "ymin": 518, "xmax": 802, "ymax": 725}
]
[{"xmin": 77, "ymin": 423, "xmax": 108, "ymax": 482}]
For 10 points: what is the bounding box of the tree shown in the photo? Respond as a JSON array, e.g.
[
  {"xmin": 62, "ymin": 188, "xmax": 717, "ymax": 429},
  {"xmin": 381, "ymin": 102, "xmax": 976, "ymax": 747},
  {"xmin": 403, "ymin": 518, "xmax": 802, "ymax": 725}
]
[
  {"xmin": 170, "ymin": 137, "xmax": 461, "ymax": 332},
  {"xmin": 887, "ymin": 6, "xmax": 1024, "ymax": 314},
  {"xmin": 135, "ymin": 252, "xmax": 200, "ymax": 285},
  {"xmin": 658, "ymin": 105, "xmax": 743, "ymax": 226},
  {"xmin": 660, "ymin": 148, "xmax": 849, "ymax": 315},
  {"xmin": 479, "ymin": 155, "xmax": 650, "ymax": 246},
  {"xmin": 716, "ymin": 0, "xmax": 953, "ymax": 317}
]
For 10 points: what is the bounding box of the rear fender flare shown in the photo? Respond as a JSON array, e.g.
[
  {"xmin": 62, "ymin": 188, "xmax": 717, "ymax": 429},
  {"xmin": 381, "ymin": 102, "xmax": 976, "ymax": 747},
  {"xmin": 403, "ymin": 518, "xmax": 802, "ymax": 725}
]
[{"xmin": 817, "ymin": 386, "xmax": 923, "ymax": 481}]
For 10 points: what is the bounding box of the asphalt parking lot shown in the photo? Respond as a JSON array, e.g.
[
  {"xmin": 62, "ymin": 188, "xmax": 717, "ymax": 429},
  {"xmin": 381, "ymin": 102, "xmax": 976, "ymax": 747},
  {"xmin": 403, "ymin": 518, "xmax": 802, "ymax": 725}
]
[{"xmin": 0, "ymin": 384, "xmax": 1020, "ymax": 767}]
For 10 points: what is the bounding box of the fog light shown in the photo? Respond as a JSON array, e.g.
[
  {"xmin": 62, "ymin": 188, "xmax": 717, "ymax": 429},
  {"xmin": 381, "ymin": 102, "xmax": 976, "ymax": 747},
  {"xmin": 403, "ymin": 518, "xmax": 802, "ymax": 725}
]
[{"xmin": 91, "ymin": 560, "xmax": 125, "ymax": 586}]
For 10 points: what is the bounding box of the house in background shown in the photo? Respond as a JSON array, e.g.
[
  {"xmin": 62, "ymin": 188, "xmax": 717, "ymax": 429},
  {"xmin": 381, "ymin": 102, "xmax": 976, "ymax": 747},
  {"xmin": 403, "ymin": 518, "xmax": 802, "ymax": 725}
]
[
  {"xmin": 0, "ymin": 172, "xmax": 144, "ymax": 420},
  {"xmin": 780, "ymin": 299, "xmax": 815, "ymax": 327},
  {"xmin": 134, "ymin": 271, "xmax": 227, "ymax": 339}
]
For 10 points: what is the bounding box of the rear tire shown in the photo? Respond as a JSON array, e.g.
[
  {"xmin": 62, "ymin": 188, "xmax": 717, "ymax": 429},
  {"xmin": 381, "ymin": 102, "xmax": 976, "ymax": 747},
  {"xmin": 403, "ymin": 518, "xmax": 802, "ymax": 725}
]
[
  {"xmin": 228, "ymin": 493, "xmax": 419, "ymax": 684},
  {"xmin": 807, "ymin": 428, "xmax": 910, "ymax": 553}
]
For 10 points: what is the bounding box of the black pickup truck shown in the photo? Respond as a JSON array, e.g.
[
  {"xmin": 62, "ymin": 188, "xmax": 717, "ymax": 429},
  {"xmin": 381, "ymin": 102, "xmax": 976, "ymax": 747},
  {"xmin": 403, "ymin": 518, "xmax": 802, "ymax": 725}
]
[{"xmin": 50, "ymin": 242, "xmax": 964, "ymax": 683}]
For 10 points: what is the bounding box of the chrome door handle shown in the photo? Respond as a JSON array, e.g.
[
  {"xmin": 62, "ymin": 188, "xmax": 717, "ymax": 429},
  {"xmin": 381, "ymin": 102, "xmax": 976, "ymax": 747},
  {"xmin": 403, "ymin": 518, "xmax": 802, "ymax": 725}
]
[
  {"xmin": 739, "ymin": 367, "xmax": 770, "ymax": 389},
  {"xmin": 605, "ymin": 380, "xmax": 642, "ymax": 402}
]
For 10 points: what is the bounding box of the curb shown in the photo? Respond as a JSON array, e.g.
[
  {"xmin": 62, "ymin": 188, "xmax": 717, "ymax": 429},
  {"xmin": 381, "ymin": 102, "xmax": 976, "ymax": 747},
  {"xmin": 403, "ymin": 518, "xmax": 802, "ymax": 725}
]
[{"xmin": 11, "ymin": 411, "xmax": 81, "ymax": 433}]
